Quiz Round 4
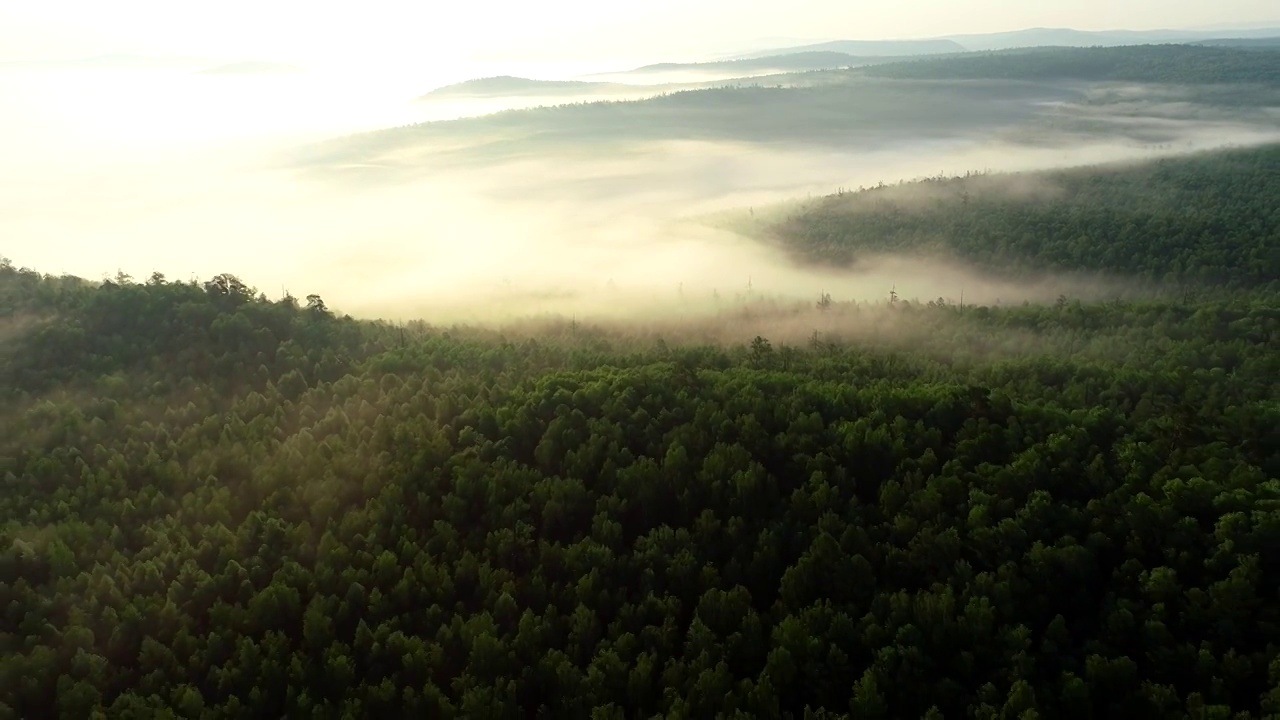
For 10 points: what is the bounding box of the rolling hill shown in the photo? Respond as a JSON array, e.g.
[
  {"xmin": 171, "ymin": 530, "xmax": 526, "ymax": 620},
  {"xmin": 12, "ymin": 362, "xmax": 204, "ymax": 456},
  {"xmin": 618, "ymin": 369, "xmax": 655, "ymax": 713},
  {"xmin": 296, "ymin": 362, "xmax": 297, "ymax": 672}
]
[
  {"xmin": 730, "ymin": 38, "xmax": 965, "ymax": 59},
  {"xmin": 943, "ymin": 26, "xmax": 1280, "ymax": 51},
  {"xmin": 747, "ymin": 143, "xmax": 1280, "ymax": 288},
  {"xmin": 858, "ymin": 44, "xmax": 1280, "ymax": 86},
  {"xmin": 3, "ymin": 139, "xmax": 1279, "ymax": 717},
  {"xmin": 622, "ymin": 51, "xmax": 876, "ymax": 76},
  {"xmin": 419, "ymin": 76, "xmax": 631, "ymax": 99}
]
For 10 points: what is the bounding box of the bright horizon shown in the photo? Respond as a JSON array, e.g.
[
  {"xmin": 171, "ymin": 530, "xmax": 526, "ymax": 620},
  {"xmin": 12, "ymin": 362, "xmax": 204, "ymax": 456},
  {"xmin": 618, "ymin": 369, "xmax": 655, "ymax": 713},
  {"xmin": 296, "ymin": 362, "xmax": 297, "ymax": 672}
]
[{"xmin": 3, "ymin": 1, "xmax": 1279, "ymax": 68}]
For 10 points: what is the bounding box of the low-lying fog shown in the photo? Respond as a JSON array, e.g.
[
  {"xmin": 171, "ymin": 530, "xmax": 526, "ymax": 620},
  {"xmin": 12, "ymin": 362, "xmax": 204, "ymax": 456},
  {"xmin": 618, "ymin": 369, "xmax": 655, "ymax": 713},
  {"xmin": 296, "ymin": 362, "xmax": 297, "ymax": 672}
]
[{"xmin": 5, "ymin": 64, "xmax": 1279, "ymax": 325}]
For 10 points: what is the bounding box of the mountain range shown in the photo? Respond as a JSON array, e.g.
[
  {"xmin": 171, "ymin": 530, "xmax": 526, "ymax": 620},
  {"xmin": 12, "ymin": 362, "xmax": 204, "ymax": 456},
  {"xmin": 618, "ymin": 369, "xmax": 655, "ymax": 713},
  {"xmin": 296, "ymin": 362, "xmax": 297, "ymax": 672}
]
[{"xmin": 729, "ymin": 26, "xmax": 1280, "ymax": 59}]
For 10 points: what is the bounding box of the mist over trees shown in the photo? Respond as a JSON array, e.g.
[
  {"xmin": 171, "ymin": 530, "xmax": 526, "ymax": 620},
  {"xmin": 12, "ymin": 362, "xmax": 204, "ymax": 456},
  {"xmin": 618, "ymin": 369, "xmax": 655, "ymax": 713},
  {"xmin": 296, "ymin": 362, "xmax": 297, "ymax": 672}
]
[
  {"xmin": 3, "ymin": 137, "xmax": 1280, "ymax": 718},
  {"xmin": 306, "ymin": 43, "xmax": 1280, "ymax": 185},
  {"xmin": 860, "ymin": 44, "xmax": 1280, "ymax": 85},
  {"xmin": 755, "ymin": 143, "xmax": 1280, "ymax": 289}
]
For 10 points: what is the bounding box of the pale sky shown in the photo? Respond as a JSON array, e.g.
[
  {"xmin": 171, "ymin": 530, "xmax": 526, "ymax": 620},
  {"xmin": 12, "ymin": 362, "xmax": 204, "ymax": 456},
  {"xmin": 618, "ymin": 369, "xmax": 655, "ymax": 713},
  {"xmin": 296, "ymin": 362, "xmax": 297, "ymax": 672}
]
[{"xmin": 3, "ymin": 0, "xmax": 1278, "ymax": 67}]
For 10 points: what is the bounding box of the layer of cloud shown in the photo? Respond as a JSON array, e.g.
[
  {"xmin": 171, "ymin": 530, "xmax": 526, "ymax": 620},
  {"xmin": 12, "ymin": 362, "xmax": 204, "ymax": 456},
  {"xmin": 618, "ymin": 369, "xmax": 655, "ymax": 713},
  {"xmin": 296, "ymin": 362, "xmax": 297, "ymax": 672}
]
[{"xmin": 4, "ymin": 67, "xmax": 1279, "ymax": 328}]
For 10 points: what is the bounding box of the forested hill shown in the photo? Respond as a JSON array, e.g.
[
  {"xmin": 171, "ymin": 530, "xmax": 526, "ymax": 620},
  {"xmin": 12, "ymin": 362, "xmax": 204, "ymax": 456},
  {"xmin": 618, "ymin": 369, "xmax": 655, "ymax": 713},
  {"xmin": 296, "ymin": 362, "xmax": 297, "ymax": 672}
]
[
  {"xmin": 756, "ymin": 143, "xmax": 1280, "ymax": 290},
  {"xmin": 1190, "ymin": 37, "xmax": 1280, "ymax": 50},
  {"xmin": 625, "ymin": 51, "xmax": 869, "ymax": 75},
  {"xmin": 731, "ymin": 38, "xmax": 965, "ymax": 59},
  {"xmin": 859, "ymin": 44, "xmax": 1280, "ymax": 85},
  {"xmin": 420, "ymin": 77, "xmax": 625, "ymax": 99},
  {"xmin": 4, "ymin": 210, "xmax": 1280, "ymax": 720}
]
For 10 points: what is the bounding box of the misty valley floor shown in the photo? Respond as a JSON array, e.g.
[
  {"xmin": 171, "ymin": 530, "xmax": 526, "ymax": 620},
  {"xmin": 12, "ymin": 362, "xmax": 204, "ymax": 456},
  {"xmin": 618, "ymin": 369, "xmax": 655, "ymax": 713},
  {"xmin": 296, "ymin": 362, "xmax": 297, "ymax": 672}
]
[
  {"xmin": 3, "ymin": 165, "xmax": 1278, "ymax": 717},
  {"xmin": 3, "ymin": 43, "xmax": 1280, "ymax": 720}
]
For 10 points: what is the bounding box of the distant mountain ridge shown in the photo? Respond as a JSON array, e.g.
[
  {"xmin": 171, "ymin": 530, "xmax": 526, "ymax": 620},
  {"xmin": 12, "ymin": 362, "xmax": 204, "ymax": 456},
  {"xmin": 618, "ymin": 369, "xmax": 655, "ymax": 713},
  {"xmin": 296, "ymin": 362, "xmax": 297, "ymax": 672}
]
[
  {"xmin": 859, "ymin": 44, "xmax": 1280, "ymax": 86},
  {"xmin": 730, "ymin": 39, "xmax": 964, "ymax": 60},
  {"xmin": 1188, "ymin": 37, "xmax": 1280, "ymax": 49},
  {"xmin": 624, "ymin": 51, "xmax": 884, "ymax": 75},
  {"xmin": 735, "ymin": 26, "xmax": 1280, "ymax": 60},
  {"xmin": 942, "ymin": 26, "xmax": 1280, "ymax": 51},
  {"xmin": 420, "ymin": 76, "xmax": 629, "ymax": 99}
]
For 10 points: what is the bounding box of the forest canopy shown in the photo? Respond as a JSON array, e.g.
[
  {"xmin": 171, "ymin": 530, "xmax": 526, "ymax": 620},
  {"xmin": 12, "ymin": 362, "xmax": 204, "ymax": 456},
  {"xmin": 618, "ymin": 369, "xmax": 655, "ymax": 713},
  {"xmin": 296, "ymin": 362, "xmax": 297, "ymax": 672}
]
[
  {"xmin": 747, "ymin": 143, "xmax": 1280, "ymax": 291},
  {"xmin": 859, "ymin": 43, "xmax": 1280, "ymax": 85},
  {"xmin": 2, "ymin": 144, "xmax": 1279, "ymax": 718}
]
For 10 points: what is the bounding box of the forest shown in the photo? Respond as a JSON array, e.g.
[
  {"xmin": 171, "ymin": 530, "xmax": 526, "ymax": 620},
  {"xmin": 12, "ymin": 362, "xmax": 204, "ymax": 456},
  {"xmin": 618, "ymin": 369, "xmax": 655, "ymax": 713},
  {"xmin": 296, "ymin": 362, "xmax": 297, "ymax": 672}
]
[
  {"xmin": 1191, "ymin": 38, "xmax": 1280, "ymax": 50},
  {"xmin": 307, "ymin": 44, "xmax": 1280, "ymax": 177},
  {"xmin": 304, "ymin": 77, "xmax": 1078, "ymax": 175},
  {"xmin": 860, "ymin": 44, "xmax": 1280, "ymax": 85},
  {"xmin": 752, "ymin": 143, "xmax": 1280, "ymax": 291},
  {"xmin": 420, "ymin": 77, "xmax": 638, "ymax": 100},
  {"xmin": 3, "ymin": 141, "xmax": 1279, "ymax": 718},
  {"xmin": 622, "ymin": 51, "xmax": 879, "ymax": 76}
]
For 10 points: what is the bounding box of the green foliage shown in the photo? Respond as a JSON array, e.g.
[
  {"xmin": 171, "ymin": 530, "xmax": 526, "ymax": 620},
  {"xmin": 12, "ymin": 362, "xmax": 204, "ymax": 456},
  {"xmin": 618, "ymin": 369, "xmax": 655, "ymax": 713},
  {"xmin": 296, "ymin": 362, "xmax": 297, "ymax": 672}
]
[
  {"xmin": 862, "ymin": 44, "xmax": 1280, "ymax": 85},
  {"xmin": 760, "ymin": 143, "xmax": 1280, "ymax": 289},
  {"xmin": 2, "ymin": 147, "xmax": 1278, "ymax": 717},
  {"xmin": 311, "ymin": 77, "xmax": 1074, "ymax": 169}
]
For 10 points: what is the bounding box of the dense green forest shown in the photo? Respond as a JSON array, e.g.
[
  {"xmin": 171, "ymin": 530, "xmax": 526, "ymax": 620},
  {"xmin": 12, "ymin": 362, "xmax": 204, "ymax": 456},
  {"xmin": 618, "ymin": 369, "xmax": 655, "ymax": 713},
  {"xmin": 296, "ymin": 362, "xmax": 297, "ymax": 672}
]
[
  {"xmin": 752, "ymin": 143, "xmax": 1280, "ymax": 291},
  {"xmin": 1190, "ymin": 38, "xmax": 1280, "ymax": 50},
  {"xmin": 860, "ymin": 44, "xmax": 1280, "ymax": 85},
  {"xmin": 3, "ymin": 142, "xmax": 1280, "ymax": 718}
]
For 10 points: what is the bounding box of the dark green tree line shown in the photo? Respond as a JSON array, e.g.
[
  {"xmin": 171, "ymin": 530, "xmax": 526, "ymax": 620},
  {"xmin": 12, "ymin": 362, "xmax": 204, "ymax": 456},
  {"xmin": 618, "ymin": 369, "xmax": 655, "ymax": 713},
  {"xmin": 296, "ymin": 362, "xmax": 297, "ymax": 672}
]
[{"xmin": 1, "ymin": 142, "xmax": 1278, "ymax": 718}]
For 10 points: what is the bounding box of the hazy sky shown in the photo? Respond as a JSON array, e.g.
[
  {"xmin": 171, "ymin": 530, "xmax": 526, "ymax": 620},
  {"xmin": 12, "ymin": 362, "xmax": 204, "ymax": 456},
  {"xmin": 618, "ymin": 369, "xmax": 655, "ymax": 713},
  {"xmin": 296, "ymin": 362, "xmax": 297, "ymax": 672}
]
[{"xmin": 3, "ymin": 0, "xmax": 1278, "ymax": 66}]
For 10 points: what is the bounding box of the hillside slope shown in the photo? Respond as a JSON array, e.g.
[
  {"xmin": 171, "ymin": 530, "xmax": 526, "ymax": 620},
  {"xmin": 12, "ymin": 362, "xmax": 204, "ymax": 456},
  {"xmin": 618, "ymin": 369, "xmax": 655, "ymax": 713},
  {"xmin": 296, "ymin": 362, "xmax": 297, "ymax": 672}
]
[
  {"xmin": 625, "ymin": 51, "xmax": 875, "ymax": 75},
  {"xmin": 419, "ymin": 76, "xmax": 628, "ymax": 99},
  {"xmin": 731, "ymin": 38, "xmax": 965, "ymax": 59},
  {"xmin": 3, "ymin": 102, "xmax": 1280, "ymax": 720},
  {"xmin": 3, "ymin": 232, "xmax": 1278, "ymax": 717},
  {"xmin": 860, "ymin": 44, "xmax": 1280, "ymax": 85},
  {"xmin": 753, "ymin": 144, "xmax": 1280, "ymax": 289}
]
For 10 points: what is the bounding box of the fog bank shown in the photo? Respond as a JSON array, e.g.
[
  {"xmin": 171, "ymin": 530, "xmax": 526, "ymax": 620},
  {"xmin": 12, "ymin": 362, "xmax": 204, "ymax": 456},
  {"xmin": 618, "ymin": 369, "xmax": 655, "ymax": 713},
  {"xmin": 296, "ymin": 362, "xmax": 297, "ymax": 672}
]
[{"xmin": 5, "ymin": 67, "xmax": 1280, "ymax": 325}]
